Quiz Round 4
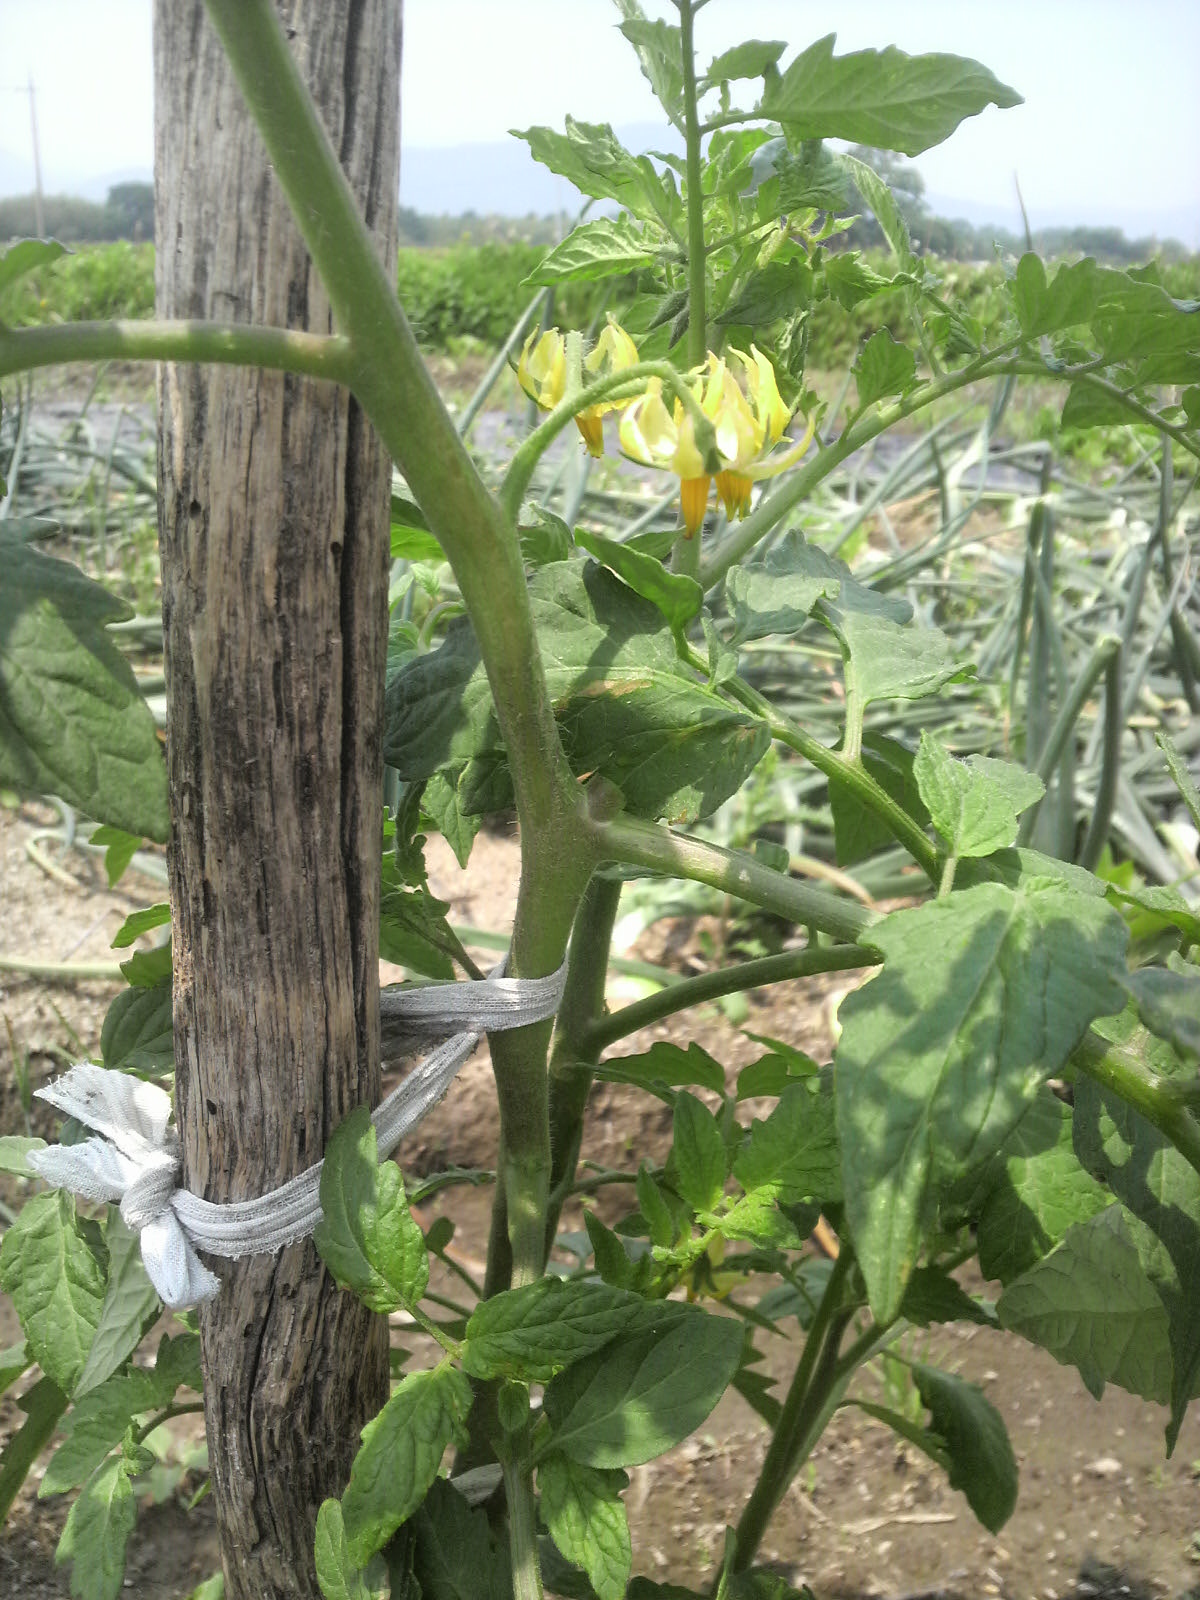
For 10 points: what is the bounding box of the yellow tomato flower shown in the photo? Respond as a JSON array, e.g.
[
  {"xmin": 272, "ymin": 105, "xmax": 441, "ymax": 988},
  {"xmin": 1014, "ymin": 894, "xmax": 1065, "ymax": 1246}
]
[
  {"xmin": 516, "ymin": 318, "xmax": 640, "ymax": 457},
  {"xmin": 619, "ymin": 345, "xmax": 815, "ymax": 536},
  {"xmin": 575, "ymin": 316, "xmax": 641, "ymax": 456}
]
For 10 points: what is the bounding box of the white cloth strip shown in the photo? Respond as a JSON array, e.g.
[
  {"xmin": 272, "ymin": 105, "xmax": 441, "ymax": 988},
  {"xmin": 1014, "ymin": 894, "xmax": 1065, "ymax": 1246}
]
[{"xmin": 27, "ymin": 958, "xmax": 566, "ymax": 1310}]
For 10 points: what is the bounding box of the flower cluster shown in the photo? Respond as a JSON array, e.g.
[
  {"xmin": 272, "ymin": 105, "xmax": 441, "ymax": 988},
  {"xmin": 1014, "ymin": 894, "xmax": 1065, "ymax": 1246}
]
[{"xmin": 517, "ymin": 321, "xmax": 816, "ymax": 537}]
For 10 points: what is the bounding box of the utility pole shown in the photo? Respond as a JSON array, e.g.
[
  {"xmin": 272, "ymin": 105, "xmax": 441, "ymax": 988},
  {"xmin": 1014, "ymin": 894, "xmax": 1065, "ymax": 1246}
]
[{"xmin": 27, "ymin": 75, "xmax": 45, "ymax": 237}]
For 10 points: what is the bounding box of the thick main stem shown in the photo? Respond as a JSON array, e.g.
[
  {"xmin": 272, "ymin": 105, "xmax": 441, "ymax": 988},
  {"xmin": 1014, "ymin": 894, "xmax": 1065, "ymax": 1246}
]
[{"xmin": 200, "ymin": 0, "xmax": 598, "ymax": 1318}]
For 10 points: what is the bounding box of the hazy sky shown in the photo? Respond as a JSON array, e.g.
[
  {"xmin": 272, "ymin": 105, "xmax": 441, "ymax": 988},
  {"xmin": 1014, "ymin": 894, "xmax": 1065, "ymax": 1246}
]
[{"xmin": 1, "ymin": 0, "xmax": 1198, "ymax": 242}]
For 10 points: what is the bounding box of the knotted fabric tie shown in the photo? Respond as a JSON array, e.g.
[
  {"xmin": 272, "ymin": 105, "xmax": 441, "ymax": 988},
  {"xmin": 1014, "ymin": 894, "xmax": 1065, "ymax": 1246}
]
[{"xmin": 29, "ymin": 960, "xmax": 567, "ymax": 1311}]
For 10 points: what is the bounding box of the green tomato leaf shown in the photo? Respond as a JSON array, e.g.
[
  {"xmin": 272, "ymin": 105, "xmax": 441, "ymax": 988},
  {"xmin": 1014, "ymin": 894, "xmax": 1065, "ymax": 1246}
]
[
  {"xmin": 55, "ymin": 1455, "xmax": 137, "ymax": 1600},
  {"xmin": 1011, "ymin": 254, "xmax": 1100, "ymax": 338},
  {"xmin": 732, "ymin": 1080, "xmax": 841, "ymax": 1205},
  {"xmin": 973, "ymin": 1092, "xmax": 1112, "ymax": 1284},
  {"xmin": 421, "ymin": 769, "xmax": 481, "ymax": 869},
  {"xmin": 899, "ymin": 1267, "xmax": 996, "ymax": 1329},
  {"xmin": 726, "ymin": 529, "xmax": 909, "ymax": 647},
  {"xmin": 542, "ymin": 1311, "xmax": 742, "ymax": 1468},
  {"xmin": 818, "ymin": 594, "xmax": 967, "ymax": 713},
  {"xmin": 379, "ymin": 849, "xmax": 457, "ymax": 979},
  {"xmin": 575, "ymin": 530, "xmax": 703, "ymax": 633},
  {"xmin": 1073, "ymin": 1072, "xmax": 1200, "ymax": 1451},
  {"xmin": 539, "ymin": 1455, "xmax": 631, "ymax": 1600},
  {"xmin": 616, "ymin": 9, "xmax": 685, "ymax": 125},
  {"xmin": 0, "ymin": 1134, "xmax": 46, "ymax": 1176},
  {"xmin": 1107, "ymin": 881, "xmax": 1200, "ymax": 946},
  {"xmin": 702, "ymin": 40, "xmax": 787, "ymax": 89},
  {"xmin": 41, "ymin": 1370, "xmax": 161, "ymax": 1497},
  {"xmin": 584, "ymin": 1210, "xmax": 635, "ymax": 1291},
  {"xmin": 0, "ymin": 532, "xmax": 168, "ymax": 839},
  {"xmin": 525, "ymin": 217, "xmax": 658, "ymax": 286},
  {"xmin": 88, "ymin": 826, "xmax": 141, "ymax": 888},
  {"xmin": 340, "ymin": 1365, "xmax": 473, "ymax": 1566},
  {"xmin": 714, "ymin": 260, "xmax": 812, "ymax": 329},
  {"xmin": 841, "ymin": 154, "xmax": 918, "ymax": 272},
  {"xmin": 761, "ymin": 36, "xmax": 1021, "ymax": 158},
  {"xmin": 1124, "ymin": 963, "xmax": 1200, "ymax": 1061},
  {"xmin": 671, "ymin": 1092, "xmax": 727, "ymax": 1213},
  {"xmin": 111, "ymin": 903, "xmax": 171, "ymax": 948},
  {"xmin": 412, "ymin": 1477, "xmax": 513, "ymax": 1600},
  {"xmin": 100, "ymin": 982, "xmax": 174, "ymax": 1078},
  {"xmin": 315, "ymin": 1499, "xmax": 390, "ymax": 1600},
  {"xmin": 851, "ymin": 328, "xmax": 917, "ymax": 409},
  {"xmin": 594, "ymin": 1041, "xmax": 726, "ymax": 1097},
  {"xmin": 118, "ymin": 943, "xmax": 172, "ymax": 988},
  {"xmin": 386, "ymin": 563, "xmax": 769, "ymax": 826},
  {"xmin": 463, "ymin": 1278, "xmax": 692, "ymax": 1383},
  {"xmin": 997, "ymin": 1206, "xmax": 1172, "ymax": 1404},
  {"xmin": 836, "ymin": 880, "xmax": 1128, "ymax": 1321},
  {"xmin": 735, "ymin": 1046, "xmax": 819, "ymax": 1101},
  {"xmin": 0, "ymin": 1375, "xmax": 69, "ymax": 1522},
  {"xmin": 911, "ymin": 1363, "xmax": 1017, "ymax": 1533},
  {"xmin": 0, "ymin": 1190, "xmax": 107, "ymax": 1394},
  {"xmin": 914, "ymin": 732, "xmax": 1044, "ymax": 858},
  {"xmin": 74, "ymin": 1212, "xmax": 161, "ymax": 1397},
  {"xmin": 314, "ymin": 1108, "xmax": 429, "ymax": 1315},
  {"xmin": 0, "ymin": 237, "xmax": 69, "ymax": 303},
  {"xmin": 829, "ymin": 730, "xmax": 930, "ymax": 868},
  {"xmin": 824, "ymin": 252, "xmax": 919, "ymax": 311},
  {"xmin": 513, "ymin": 118, "xmax": 681, "ymax": 233}
]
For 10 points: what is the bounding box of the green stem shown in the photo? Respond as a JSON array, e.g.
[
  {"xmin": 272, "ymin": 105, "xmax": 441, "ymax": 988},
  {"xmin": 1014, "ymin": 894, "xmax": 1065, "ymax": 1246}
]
[
  {"xmin": 698, "ymin": 660, "xmax": 939, "ymax": 882},
  {"xmin": 731, "ymin": 1250, "xmax": 854, "ymax": 1572},
  {"xmin": 0, "ymin": 956, "xmax": 124, "ymax": 981},
  {"xmin": 592, "ymin": 813, "xmax": 874, "ymax": 947},
  {"xmin": 133, "ymin": 1401, "xmax": 207, "ymax": 1447},
  {"xmin": 0, "ymin": 319, "xmax": 353, "ymax": 384},
  {"xmin": 500, "ymin": 358, "xmax": 717, "ymax": 520},
  {"xmin": 674, "ymin": 0, "xmax": 708, "ymax": 576},
  {"xmin": 1073, "ymin": 1032, "xmax": 1200, "ymax": 1180},
  {"xmin": 201, "ymin": 0, "xmax": 600, "ymax": 1309},
  {"xmin": 581, "ymin": 943, "xmax": 877, "ymax": 1054},
  {"xmin": 501, "ymin": 1430, "xmax": 543, "ymax": 1600},
  {"xmin": 544, "ymin": 876, "xmax": 624, "ymax": 1258},
  {"xmin": 679, "ymin": 0, "xmax": 707, "ymax": 371}
]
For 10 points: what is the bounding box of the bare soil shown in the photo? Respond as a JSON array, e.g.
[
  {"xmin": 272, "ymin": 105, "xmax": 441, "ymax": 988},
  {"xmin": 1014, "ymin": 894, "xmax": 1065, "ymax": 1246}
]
[{"xmin": 3, "ymin": 803, "xmax": 1200, "ymax": 1600}]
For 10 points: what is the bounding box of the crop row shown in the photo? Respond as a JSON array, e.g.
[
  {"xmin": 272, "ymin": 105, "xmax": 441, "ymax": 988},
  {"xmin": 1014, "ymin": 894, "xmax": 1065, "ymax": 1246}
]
[{"xmin": 7, "ymin": 240, "xmax": 1198, "ymax": 376}]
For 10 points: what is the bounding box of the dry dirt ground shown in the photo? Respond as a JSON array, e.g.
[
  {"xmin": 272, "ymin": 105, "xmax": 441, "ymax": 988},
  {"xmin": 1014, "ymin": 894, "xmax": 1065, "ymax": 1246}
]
[{"xmin": 2, "ymin": 802, "xmax": 1200, "ymax": 1600}]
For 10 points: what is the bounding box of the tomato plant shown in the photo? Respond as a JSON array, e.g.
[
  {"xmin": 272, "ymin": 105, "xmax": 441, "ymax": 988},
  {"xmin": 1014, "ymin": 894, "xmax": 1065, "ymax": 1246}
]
[{"xmin": 2, "ymin": 4, "xmax": 1199, "ymax": 1599}]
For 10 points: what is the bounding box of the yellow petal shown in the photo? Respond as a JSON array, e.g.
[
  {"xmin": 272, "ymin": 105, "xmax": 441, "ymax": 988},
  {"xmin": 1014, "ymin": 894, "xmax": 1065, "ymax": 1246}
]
[
  {"xmin": 747, "ymin": 344, "xmax": 790, "ymax": 445},
  {"xmin": 574, "ymin": 409, "xmax": 605, "ymax": 457},
  {"xmin": 715, "ymin": 470, "xmax": 753, "ymax": 519},
  {"xmin": 680, "ymin": 476, "xmax": 712, "ymax": 535},
  {"xmin": 740, "ymin": 408, "xmax": 818, "ymax": 482},
  {"xmin": 517, "ymin": 328, "xmax": 567, "ymax": 410},
  {"xmin": 619, "ymin": 378, "xmax": 676, "ymax": 468}
]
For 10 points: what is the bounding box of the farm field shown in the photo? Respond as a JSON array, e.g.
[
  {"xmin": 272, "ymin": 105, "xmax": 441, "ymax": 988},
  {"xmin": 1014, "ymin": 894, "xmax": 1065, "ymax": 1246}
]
[
  {"xmin": 2, "ymin": 354, "xmax": 1199, "ymax": 1598},
  {"xmin": 3, "ymin": 799, "xmax": 1200, "ymax": 1600},
  {"xmin": 3, "ymin": 12, "xmax": 1200, "ymax": 1593}
]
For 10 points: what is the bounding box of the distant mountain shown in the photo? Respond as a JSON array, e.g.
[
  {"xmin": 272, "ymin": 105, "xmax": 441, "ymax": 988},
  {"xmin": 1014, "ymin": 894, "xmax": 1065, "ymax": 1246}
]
[{"xmin": 923, "ymin": 190, "xmax": 1199, "ymax": 249}]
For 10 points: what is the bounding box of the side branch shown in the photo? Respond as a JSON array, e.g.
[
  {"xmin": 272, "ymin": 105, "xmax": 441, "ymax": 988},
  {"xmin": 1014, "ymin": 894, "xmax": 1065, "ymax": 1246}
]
[
  {"xmin": 0, "ymin": 319, "xmax": 353, "ymax": 384},
  {"xmin": 591, "ymin": 813, "xmax": 875, "ymax": 947}
]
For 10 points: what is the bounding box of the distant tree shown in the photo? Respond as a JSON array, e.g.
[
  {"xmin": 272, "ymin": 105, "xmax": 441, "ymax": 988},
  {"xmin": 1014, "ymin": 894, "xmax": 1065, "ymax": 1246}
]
[{"xmin": 104, "ymin": 182, "xmax": 155, "ymax": 241}]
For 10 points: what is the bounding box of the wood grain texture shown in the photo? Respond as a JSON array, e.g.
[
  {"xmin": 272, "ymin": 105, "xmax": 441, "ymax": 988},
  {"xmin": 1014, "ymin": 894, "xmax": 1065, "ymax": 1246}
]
[{"xmin": 153, "ymin": 3, "xmax": 400, "ymax": 1593}]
